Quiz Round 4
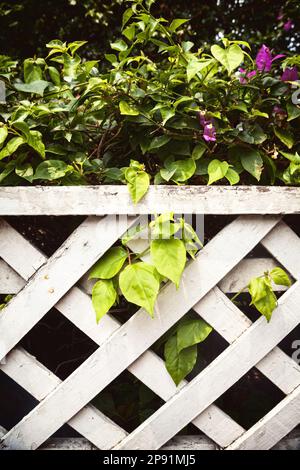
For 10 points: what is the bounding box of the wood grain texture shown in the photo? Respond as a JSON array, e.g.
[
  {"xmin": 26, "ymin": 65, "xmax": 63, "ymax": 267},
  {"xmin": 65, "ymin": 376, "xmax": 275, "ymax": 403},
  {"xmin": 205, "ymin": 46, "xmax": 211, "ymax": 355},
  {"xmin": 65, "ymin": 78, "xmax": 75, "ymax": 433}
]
[{"xmin": 0, "ymin": 186, "xmax": 299, "ymax": 215}]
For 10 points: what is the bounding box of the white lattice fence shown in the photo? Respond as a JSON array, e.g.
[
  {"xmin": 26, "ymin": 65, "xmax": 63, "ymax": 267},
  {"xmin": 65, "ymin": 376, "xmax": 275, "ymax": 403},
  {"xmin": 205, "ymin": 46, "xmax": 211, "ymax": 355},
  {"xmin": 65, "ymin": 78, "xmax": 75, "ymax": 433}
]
[{"xmin": 0, "ymin": 186, "xmax": 300, "ymax": 450}]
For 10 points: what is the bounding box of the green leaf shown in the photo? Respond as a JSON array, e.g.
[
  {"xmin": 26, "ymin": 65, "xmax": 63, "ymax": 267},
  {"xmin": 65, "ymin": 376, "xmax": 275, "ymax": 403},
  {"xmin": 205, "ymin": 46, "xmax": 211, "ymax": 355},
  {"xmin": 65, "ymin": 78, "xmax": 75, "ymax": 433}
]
[
  {"xmin": 27, "ymin": 130, "xmax": 45, "ymax": 158},
  {"xmin": 0, "ymin": 136, "xmax": 24, "ymax": 160},
  {"xmin": 14, "ymin": 80, "xmax": 50, "ymax": 96},
  {"xmin": 248, "ymin": 277, "xmax": 277, "ymax": 322},
  {"xmin": 0, "ymin": 126, "xmax": 8, "ymax": 145},
  {"xmin": 274, "ymin": 127, "xmax": 294, "ymax": 149},
  {"xmin": 240, "ymin": 147, "xmax": 263, "ymax": 181},
  {"xmin": 211, "ymin": 44, "xmax": 243, "ymax": 75},
  {"xmin": 286, "ymin": 102, "xmax": 300, "ymax": 122},
  {"xmin": 192, "ymin": 143, "xmax": 207, "ymax": 160},
  {"xmin": 280, "ymin": 151, "xmax": 300, "ymax": 164},
  {"xmin": 169, "ymin": 18, "xmax": 189, "ymax": 32},
  {"xmin": 15, "ymin": 163, "xmax": 34, "ymax": 182},
  {"xmin": 270, "ymin": 267, "xmax": 291, "ymax": 287},
  {"xmin": 207, "ymin": 159, "xmax": 229, "ymax": 185},
  {"xmin": 89, "ymin": 246, "xmax": 128, "ymax": 280},
  {"xmin": 119, "ymin": 101, "xmax": 139, "ymax": 116},
  {"xmin": 110, "ymin": 40, "xmax": 128, "ymax": 52},
  {"xmin": 48, "ymin": 66, "xmax": 61, "ymax": 86},
  {"xmin": 148, "ymin": 135, "xmax": 171, "ymax": 151},
  {"xmin": 163, "ymin": 158, "xmax": 196, "ymax": 183},
  {"xmin": 164, "ymin": 335, "xmax": 197, "ymax": 386},
  {"xmin": 177, "ymin": 319, "xmax": 212, "ymax": 353},
  {"xmin": 225, "ymin": 167, "xmax": 240, "ymax": 185},
  {"xmin": 92, "ymin": 279, "xmax": 117, "ymax": 323},
  {"xmin": 125, "ymin": 167, "xmax": 150, "ymax": 204},
  {"xmin": 119, "ymin": 262, "xmax": 160, "ymax": 316},
  {"xmin": 150, "ymin": 238, "xmax": 186, "ymax": 288},
  {"xmin": 34, "ymin": 160, "xmax": 69, "ymax": 180},
  {"xmin": 186, "ymin": 59, "xmax": 214, "ymax": 82},
  {"xmin": 122, "ymin": 8, "xmax": 134, "ymax": 28}
]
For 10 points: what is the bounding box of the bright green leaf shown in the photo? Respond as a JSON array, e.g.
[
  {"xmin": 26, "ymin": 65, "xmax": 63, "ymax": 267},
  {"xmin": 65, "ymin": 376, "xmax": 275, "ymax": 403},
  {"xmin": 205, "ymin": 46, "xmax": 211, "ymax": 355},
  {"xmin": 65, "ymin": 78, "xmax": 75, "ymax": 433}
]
[
  {"xmin": 208, "ymin": 159, "xmax": 229, "ymax": 185},
  {"xmin": 92, "ymin": 279, "xmax": 117, "ymax": 323},
  {"xmin": 150, "ymin": 238, "xmax": 186, "ymax": 288},
  {"xmin": 119, "ymin": 262, "xmax": 160, "ymax": 316},
  {"xmin": 34, "ymin": 160, "xmax": 69, "ymax": 180},
  {"xmin": 270, "ymin": 267, "xmax": 291, "ymax": 287},
  {"xmin": 211, "ymin": 44, "xmax": 244, "ymax": 75},
  {"xmin": 125, "ymin": 167, "xmax": 150, "ymax": 204},
  {"xmin": 89, "ymin": 246, "xmax": 128, "ymax": 280},
  {"xmin": 119, "ymin": 101, "xmax": 139, "ymax": 116}
]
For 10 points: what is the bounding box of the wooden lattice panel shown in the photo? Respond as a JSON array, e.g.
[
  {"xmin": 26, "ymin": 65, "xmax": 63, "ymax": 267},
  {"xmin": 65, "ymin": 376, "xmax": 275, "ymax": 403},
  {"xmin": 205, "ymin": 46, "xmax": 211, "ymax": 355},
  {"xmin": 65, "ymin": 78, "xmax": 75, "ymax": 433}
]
[{"xmin": 0, "ymin": 187, "xmax": 299, "ymax": 450}]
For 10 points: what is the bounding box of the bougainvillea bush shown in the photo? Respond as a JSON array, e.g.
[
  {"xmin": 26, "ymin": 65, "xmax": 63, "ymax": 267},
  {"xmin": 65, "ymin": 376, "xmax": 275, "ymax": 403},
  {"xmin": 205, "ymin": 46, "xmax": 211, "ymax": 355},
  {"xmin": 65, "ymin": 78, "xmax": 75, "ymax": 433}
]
[{"xmin": 0, "ymin": 0, "xmax": 300, "ymax": 194}]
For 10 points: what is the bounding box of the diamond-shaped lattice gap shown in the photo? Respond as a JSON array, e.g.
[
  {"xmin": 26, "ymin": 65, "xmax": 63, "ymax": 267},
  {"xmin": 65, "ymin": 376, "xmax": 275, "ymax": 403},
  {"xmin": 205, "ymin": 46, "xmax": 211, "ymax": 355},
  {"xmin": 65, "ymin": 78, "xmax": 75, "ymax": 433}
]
[
  {"xmin": 0, "ymin": 370, "xmax": 80, "ymax": 438},
  {"xmin": 215, "ymin": 368, "xmax": 285, "ymax": 430},
  {"xmin": 92, "ymin": 369, "xmax": 164, "ymax": 433},
  {"xmin": 4, "ymin": 216, "xmax": 85, "ymax": 257},
  {"xmin": 20, "ymin": 308, "xmax": 98, "ymax": 380}
]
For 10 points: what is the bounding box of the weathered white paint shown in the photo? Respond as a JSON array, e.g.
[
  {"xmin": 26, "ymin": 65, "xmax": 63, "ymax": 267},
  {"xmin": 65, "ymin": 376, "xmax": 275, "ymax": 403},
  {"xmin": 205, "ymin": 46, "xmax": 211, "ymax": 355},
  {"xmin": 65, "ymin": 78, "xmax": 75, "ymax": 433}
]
[
  {"xmin": 0, "ymin": 347, "xmax": 127, "ymax": 449},
  {"xmin": 0, "ymin": 215, "xmax": 137, "ymax": 361},
  {"xmin": 0, "ymin": 259, "xmax": 25, "ymax": 293},
  {"xmin": 218, "ymin": 258, "xmax": 287, "ymax": 293},
  {"xmin": 194, "ymin": 286, "xmax": 300, "ymax": 395},
  {"xmin": 0, "ymin": 219, "xmax": 244, "ymax": 448},
  {"xmin": 0, "ymin": 219, "xmax": 243, "ymax": 448},
  {"xmin": 0, "ymin": 186, "xmax": 299, "ymax": 215},
  {"xmin": 0, "ymin": 216, "xmax": 280, "ymax": 449},
  {"xmin": 114, "ymin": 281, "xmax": 300, "ymax": 450}
]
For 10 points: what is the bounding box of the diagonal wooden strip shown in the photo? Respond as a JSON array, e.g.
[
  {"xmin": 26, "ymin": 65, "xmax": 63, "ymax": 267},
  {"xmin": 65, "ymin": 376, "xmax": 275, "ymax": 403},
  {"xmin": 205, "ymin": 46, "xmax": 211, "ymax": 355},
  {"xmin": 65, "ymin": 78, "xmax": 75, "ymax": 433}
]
[
  {"xmin": 0, "ymin": 259, "xmax": 25, "ymax": 294},
  {"xmin": 0, "ymin": 216, "xmax": 280, "ymax": 450},
  {"xmin": 113, "ymin": 282, "xmax": 300, "ymax": 450},
  {"xmin": 0, "ymin": 215, "xmax": 137, "ymax": 361},
  {"xmin": 227, "ymin": 384, "xmax": 300, "ymax": 450},
  {"xmin": 194, "ymin": 286, "xmax": 300, "ymax": 395},
  {"xmin": 0, "ymin": 218, "xmax": 244, "ymax": 448},
  {"xmin": 261, "ymin": 221, "xmax": 300, "ymax": 280},
  {"xmin": 0, "ymin": 347, "xmax": 127, "ymax": 449}
]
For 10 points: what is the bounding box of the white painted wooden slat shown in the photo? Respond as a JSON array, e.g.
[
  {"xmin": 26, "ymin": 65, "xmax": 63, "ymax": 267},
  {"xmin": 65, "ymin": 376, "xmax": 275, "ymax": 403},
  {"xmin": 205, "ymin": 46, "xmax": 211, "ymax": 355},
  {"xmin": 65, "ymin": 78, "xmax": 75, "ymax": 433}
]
[
  {"xmin": 113, "ymin": 282, "xmax": 300, "ymax": 450},
  {"xmin": 0, "ymin": 347, "xmax": 127, "ymax": 449},
  {"xmin": 227, "ymin": 384, "xmax": 300, "ymax": 450},
  {"xmin": 0, "ymin": 215, "xmax": 137, "ymax": 361},
  {"xmin": 0, "ymin": 219, "xmax": 244, "ymax": 448},
  {"xmin": 194, "ymin": 286, "xmax": 300, "ymax": 394},
  {"xmin": 0, "ymin": 216, "xmax": 280, "ymax": 450},
  {"xmin": 0, "ymin": 431, "xmax": 299, "ymax": 450},
  {"xmin": 0, "ymin": 186, "xmax": 299, "ymax": 215},
  {"xmin": 261, "ymin": 221, "xmax": 300, "ymax": 280},
  {"xmin": 0, "ymin": 259, "xmax": 25, "ymax": 293},
  {"xmin": 218, "ymin": 258, "xmax": 287, "ymax": 293}
]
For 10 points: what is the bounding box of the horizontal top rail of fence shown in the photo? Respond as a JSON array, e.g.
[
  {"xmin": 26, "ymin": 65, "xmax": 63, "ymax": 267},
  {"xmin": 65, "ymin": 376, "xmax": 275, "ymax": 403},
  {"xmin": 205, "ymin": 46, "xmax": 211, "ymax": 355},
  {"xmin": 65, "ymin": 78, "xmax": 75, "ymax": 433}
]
[{"xmin": 0, "ymin": 186, "xmax": 299, "ymax": 215}]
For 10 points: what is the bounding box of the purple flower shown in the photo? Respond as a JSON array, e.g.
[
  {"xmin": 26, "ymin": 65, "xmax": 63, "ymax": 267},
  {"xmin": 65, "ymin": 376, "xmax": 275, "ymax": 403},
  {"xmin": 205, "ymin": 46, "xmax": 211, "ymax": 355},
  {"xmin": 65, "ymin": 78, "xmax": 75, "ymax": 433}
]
[
  {"xmin": 277, "ymin": 12, "xmax": 284, "ymax": 21},
  {"xmin": 203, "ymin": 123, "xmax": 216, "ymax": 142},
  {"xmin": 273, "ymin": 105, "xmax": 287, "ymax": 119},
  {"xmin": 198, "ymin": 111, "xmax": 208, "ymax": 127},
  {"xmin": 281, "ymin": 66, "xmax": 299, "ymax": 82},
  {"xmin": 238, "ymin": 68, "xmax": 257, "ymax": 84},
  {"xmin": 198, "ymin": 111, "xmax": 216, "ymax": 142},
  {"xmin": 283, "ymin": 19, "xmax": 294, "ymax": 31},
  {"xmin": 256, "ymin": 45, "xmax": 285, "ymax": 72}
]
